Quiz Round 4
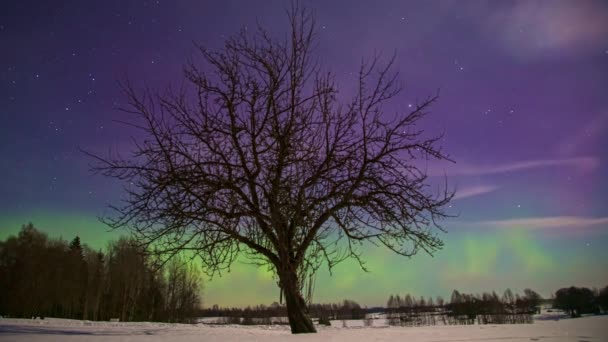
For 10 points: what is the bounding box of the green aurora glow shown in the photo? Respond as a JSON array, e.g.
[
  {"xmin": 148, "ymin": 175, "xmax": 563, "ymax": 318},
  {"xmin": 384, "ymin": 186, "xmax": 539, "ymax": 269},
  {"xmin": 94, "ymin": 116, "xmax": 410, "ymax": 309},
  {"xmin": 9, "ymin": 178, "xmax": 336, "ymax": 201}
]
[{"xmin": 1, "ymin": 212, "xmax": 606, "ymax": 307}]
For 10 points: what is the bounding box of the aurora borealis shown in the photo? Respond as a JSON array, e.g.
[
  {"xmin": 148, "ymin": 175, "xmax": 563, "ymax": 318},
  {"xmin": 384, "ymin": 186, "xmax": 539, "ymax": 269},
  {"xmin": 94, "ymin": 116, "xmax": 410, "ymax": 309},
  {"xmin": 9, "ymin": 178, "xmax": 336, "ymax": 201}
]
[{"xmin": 1, "ymin": 0, "xmax": 607, "ymax": 307}]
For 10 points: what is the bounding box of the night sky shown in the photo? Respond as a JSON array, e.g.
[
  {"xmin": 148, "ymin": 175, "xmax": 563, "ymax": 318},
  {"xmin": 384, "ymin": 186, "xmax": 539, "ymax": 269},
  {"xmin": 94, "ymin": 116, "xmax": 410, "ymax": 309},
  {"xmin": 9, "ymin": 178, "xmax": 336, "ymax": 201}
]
[{"xmin": 1, "ymin": 0, "xmax": 607, "ymax": 307}]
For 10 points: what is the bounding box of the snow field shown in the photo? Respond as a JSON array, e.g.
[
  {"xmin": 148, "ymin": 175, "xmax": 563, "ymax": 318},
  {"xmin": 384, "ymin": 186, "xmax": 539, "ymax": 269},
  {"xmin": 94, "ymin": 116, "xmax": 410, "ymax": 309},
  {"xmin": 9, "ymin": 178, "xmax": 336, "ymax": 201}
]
[{"xmin": 1, "ymin": 315, "xmax": 607, "ymax": 341}]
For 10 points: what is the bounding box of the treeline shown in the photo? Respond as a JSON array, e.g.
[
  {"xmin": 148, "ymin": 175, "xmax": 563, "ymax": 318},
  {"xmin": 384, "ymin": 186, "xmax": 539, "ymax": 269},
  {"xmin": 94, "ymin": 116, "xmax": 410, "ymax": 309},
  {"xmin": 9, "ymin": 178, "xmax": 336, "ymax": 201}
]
[
  {"xmin": 309, "ymin": 299, "xmax": 365, "ymax": 321},
  {"xmin": 200, "ymin": 299, "xmax": 367, "ymax": 325},
  {"xmin": 553, "ymin": 286, "xmax": 608, "ymax": 317},
  {"xmin": 384, "ymin": 288, "xmax": 542, "ymax": 326},
  {"xmin": 201, "ymin": 302, "xmax": 288, "ymax": 325},
  {"xmin": 0, "ymin": 223, "xmax": 202, "ymax": 323},
  {"xmin": 199, "ymin": 287, "xmax": 608, "ymax": 327}
]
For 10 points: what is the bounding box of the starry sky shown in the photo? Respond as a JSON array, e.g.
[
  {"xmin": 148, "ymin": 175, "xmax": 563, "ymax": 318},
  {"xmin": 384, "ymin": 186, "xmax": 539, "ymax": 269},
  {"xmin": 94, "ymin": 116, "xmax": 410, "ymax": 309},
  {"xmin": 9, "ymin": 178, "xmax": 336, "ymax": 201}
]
[{"xmin": 1, "ymin": 0, "xmax": 607, "ymax": 308}]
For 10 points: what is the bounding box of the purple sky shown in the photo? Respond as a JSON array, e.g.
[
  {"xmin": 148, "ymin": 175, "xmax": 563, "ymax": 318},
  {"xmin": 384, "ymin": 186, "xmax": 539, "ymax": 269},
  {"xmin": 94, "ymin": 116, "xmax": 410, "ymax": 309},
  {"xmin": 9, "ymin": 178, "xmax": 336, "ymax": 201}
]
[{"xmin": 1, "ymin": 0, "xmax": 607, "ymax": 306}]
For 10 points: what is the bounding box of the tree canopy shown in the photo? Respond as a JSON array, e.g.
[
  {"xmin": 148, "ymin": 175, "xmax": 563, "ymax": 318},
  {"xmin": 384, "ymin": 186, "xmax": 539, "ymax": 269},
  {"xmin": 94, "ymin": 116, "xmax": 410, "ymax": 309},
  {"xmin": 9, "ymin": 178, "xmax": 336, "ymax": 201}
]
[{"xmin": 89, "ymin": 5, "xmax": 453, "ymax": 333}]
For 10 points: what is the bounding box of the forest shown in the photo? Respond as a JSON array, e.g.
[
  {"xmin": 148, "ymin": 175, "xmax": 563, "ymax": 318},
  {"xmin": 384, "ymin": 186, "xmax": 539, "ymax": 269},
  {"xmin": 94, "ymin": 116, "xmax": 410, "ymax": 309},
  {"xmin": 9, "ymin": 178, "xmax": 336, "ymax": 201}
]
[{"xmin": 0, "ymin": 223, "xmax": 202, "ymax": 323}]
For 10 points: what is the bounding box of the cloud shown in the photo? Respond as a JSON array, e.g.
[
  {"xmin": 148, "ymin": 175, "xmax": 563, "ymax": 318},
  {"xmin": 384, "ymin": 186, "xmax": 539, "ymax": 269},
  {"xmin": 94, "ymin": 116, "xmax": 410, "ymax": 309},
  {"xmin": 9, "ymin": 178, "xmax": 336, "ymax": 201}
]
[
  {"xmin": 430, "ymin": 156, "xmax": 599, "ymax": 177},
  {"xmin": 477, "ymin": 216, "xmax": 608, "ymax": 230},
  {"xmin": 483, "ymin": 1, "xmax": 608, "ymax": 61},
  {"xmin": 452, "ymin": 185, "xmax": 499, "ymax": 200}
]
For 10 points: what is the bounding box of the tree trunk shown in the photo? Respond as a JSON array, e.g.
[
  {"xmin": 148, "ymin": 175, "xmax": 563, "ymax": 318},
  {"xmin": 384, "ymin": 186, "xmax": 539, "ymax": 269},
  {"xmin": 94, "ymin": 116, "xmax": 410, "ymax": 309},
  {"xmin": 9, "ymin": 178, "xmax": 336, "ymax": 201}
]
[
  {"xmin": 279, "ymin": 267, "xmax": 316, "ymax": 334},
  {"xmin": 121, "ymin": 288, "xmax": 128, "ymax": 322},
  {"xmin": 83, "ymin": 293, "xmax": 89, "ymax": 320},
  {"xmin": 93, "ymin": 288, "xmax": 101, "ymax": 321}
]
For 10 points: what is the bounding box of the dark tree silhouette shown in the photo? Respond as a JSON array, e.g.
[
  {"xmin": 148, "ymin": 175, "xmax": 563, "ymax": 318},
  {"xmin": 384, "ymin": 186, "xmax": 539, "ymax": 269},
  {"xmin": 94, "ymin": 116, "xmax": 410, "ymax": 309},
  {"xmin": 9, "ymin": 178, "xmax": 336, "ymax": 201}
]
[
  {"xmin": 88, "ymin": 5, "xmax": 453, "ymax": 334},
  {"xmin": 0, "ymin": 225, "xmax": 201, "ymax": 323},
  {"xmin": 67, "ymin": 236, "xmax": 87, "ymax": 319},
  {"xmin": 522, "ymin": 288, "xmax": 542, "ymax": 313},
  {"xmin": 554, "ymin": 286, "xmax": 596, "ymax": 317},
  {"xmin": 598, "ymin": 286, "xmax": 608, "ymax": 312}
]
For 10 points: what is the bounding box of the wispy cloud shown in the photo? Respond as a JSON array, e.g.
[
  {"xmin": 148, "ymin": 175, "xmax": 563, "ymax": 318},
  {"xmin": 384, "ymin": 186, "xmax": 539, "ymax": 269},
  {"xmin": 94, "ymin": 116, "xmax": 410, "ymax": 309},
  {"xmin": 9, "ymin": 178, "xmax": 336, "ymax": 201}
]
[
  {"xmin": 430, "ymin": 156, "xmax": 599, "ymax": 177},
  {"xmin": 476, "ymin": 216, "xmax": 608, "ymax": 230},
  {"xmin": 483, "ymin": 1, "xmax": 608, "ymax": 61},
  {"xmin": 453, "ymin": 185, "xmax": 499, "ymax": 200}
]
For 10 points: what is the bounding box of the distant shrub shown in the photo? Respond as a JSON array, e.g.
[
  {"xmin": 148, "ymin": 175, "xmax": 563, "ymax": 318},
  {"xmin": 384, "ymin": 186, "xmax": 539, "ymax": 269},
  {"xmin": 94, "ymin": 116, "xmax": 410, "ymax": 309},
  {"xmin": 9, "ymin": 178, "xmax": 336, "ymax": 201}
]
[
  {"xmin": 318, "ymin": 315, "xmax": 331, "ymax": 326},
  {"xmin": 554, "ymin": 287, "xmax": 596, "ymax": 317},
  {"xmin": 598, "ymin": 286, "xmax": 608, "ymax": 313},
  {"xmin": 258, "ymin": 317, "xmax": 272, "ymax": 325},
  {"xmin": 226, "ymin": 316, "xmax": 241, "ymax": 324}
]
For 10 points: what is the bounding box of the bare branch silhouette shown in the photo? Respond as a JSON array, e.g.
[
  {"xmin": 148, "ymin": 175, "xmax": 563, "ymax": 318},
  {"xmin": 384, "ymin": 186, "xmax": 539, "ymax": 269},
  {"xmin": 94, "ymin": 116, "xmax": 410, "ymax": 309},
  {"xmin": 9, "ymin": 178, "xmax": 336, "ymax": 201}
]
[{"xmin": 88, "ymin": 4, "xmax": 453, "ymax": 334}]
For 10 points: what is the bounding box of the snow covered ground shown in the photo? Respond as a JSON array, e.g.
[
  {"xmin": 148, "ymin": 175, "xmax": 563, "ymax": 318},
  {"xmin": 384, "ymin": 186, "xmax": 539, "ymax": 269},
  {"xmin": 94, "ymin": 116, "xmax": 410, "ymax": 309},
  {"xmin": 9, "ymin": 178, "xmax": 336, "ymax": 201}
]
[{"xmin": 1, "ymin": 315, "xmax": 607, "ymax": 341}]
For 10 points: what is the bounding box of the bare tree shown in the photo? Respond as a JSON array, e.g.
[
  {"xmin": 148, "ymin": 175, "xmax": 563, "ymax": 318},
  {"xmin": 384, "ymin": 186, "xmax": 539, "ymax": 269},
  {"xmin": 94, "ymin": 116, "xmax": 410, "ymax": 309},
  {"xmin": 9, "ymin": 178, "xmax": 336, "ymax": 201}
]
[{"xmin": 89, "ymin": 5, "xmax": 452, "ymax": 333}]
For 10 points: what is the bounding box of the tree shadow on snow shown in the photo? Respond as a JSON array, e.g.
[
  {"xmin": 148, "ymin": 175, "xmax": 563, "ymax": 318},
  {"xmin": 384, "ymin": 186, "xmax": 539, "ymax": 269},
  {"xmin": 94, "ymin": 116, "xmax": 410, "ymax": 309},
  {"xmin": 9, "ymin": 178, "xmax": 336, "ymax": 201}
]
[
  {"xmin": 0, "ymin": 325, "xmax": 96, "ymax": 335},
  {"xmin": 0, "ymin": 324, "xmax": 166, "ymax": 336}
]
